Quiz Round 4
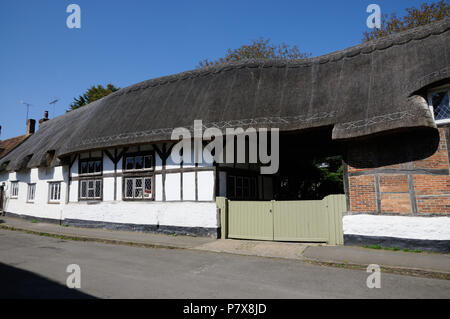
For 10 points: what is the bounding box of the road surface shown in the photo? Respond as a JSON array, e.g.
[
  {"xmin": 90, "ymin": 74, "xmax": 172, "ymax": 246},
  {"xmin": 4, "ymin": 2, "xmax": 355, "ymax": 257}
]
[{"xmin": 0, "ymin": 229, "xmax": 448, "ymax": 298}]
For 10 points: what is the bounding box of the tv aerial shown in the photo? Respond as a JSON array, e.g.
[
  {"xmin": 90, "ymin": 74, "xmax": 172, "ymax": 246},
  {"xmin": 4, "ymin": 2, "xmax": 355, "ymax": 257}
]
[
  {"xmin": 49, "ymin": 99, "xmax": 59, "ymax": 118},
  {"xmin": 20, "ymin": 100, "xmax": 33, "ymax": 124}
]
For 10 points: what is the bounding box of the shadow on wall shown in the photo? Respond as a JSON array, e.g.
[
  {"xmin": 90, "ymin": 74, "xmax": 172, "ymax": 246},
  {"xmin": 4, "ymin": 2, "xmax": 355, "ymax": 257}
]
[
  {"xmin": 0, "ymin": 262, "xmax": 96, "ymax": 299},
  {"xmin": 343, "ymin": 127, "xmax": 440, "ymax": 169}
]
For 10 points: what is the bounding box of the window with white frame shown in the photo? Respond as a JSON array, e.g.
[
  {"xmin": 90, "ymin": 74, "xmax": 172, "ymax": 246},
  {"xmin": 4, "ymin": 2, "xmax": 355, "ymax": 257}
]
[
  {"xmin": 124, "ymin": 153, "xmax": 154, "ymax": 171},
  {"xmin": 11, "ymin": 181, "xmax": 19, "ymax": 198},
  {"xmin": 27, "ymin": 184, "xmax": 36, "ymax": 202},
  {"xmin": 79, "ymin": 179, "xmax": 102, "ymax": 200},
  {"xmin": 428, "ymin": 86, "xmax": 450, "ymax": 124},
  {"xmin": 124, "ymin": 177, "xmax": 153, "ymax": 200},
  {"xmin": 49, "ymin": 182, "xmax": 61, "ymax": 202}
]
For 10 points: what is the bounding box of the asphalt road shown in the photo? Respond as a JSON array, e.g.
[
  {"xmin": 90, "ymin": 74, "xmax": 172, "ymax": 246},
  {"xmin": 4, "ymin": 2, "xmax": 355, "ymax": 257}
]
[{"xmin": 0, "ymin": 229, "xmax": 449, "ymax": 299}]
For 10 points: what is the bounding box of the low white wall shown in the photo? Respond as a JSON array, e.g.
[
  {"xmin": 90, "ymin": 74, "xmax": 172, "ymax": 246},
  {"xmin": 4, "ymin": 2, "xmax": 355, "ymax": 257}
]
[
  {"xmin": 63, "ymin": 201, "xmax": 218, "ymax": 228},
  {"xmin": 343, "ymin": 214, "xmax": 450, "ymax": 240}
]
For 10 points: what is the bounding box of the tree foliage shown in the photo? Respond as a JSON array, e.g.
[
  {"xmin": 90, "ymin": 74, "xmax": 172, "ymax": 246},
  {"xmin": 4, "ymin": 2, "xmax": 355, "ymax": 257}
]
[
  {"xmin": 68, "ymin": 84, "xmax": 119, "ymax": 111},
  {"xmin": 198, "ymin": 37, "xmax": 310, "ymax": 68},
  {"xmin": 363, "ymin": 0, "xmax": 450, "ymax": 42},
  {"xmin": 276, "ymin": 156, "xmax": 344, "ymax": 201}
]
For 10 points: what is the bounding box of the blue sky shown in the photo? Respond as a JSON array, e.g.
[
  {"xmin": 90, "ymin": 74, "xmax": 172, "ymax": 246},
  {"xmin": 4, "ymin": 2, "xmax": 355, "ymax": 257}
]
[{"xmin": 0, "ymin": 0, "xmax": 433, "ymax": 139}]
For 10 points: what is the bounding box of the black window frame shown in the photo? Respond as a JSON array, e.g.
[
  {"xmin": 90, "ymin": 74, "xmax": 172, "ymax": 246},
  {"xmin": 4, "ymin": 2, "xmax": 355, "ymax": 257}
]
[
  {"xmin": 79, "ymin": 157, "xmax": 103, "ymax": 176},
  {"xmin": 78, "ymin": 178, "xmax": 103, "ymax": 201},
  {"xmin": 122, "ymin": 151, "xmax": 155, "ymax": 172},
  {"xmin": 227, "ymin": 174, "xmax": 258, "ymax": 200},
  {"xmin": 121, "ymin": 151, "xmax": 155, "ymax": 201},
  {"xmin": 122, "ymin": 175, "xmax": 154, "ymax": 201}
]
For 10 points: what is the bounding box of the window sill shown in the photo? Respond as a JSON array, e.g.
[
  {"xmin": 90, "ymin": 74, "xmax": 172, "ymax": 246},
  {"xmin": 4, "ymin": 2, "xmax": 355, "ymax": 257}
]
[
  {"xmin": 435, "ymin": 119, "xmax": 450, "ymax": 126},
  {"xmin": 123, "ymin": 169, "xmax": 154, "ymax": 173},
  {"xmin": 78, "ymin": 174, "xmax": 103, "ymax": 177},
  {"xmin": 123, "ymin": 198, "xmax": 154, "ymax": 201},
  {"xmin": 79, "ymin": 200, "xmax": 102, "ymax": 204}
]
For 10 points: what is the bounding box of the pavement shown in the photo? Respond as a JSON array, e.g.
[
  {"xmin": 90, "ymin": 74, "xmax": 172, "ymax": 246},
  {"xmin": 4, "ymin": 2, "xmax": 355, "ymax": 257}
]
[{"xmin": 1, "ymin": 215, "xmax": 449, "ymax": 278}]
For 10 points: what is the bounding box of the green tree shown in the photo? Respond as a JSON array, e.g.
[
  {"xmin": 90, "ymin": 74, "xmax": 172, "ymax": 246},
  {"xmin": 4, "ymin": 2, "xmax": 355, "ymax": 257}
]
[
  {"xmin": 198, "ymin": 37, "xmax": 310, "ymax": 68},
  {"xmin": 363, "ymin": 0, "xmax": 449, "ymax": 42},
  {"xmin": 68, "ymin": 84, "xmax": 119, "ymax": 111}
]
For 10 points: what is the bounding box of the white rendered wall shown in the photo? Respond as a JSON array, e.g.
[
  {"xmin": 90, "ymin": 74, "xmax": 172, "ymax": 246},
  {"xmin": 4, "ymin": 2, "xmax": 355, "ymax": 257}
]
[
  {"xmin": 155, "ymin": 174, "xmax": 163, "ymax": 201},
  {"xmin": 63, "ymin": 201, "xmax": 218, "ymax": 228},
  {"xmin": 1, "ymin": 167, "xmax": 67, "ymax": 221},
  {"xmin": 165, "ymin": 173, "xmax": 181, "ymax": 201},
  {"xmin": 2, "ymin": 166, "xmax": 218, "ymax": 229},
  {"xmin": 343, "ymin": 214, "xmax": 450, "ymax": 240},
  {"xmin": 197, "ymin": 171, "xmax": 214, "ymax": 201},
  {"xmin": 183, "ymin": 172, "xmax": 196, "ymax": 200},
  {"xmin": 1, "ymin": 144, "xmax": 218, "ymax": 231}
]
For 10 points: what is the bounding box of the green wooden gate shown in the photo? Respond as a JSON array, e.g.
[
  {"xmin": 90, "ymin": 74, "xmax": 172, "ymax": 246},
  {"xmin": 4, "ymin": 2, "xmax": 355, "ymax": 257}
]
[{"xmin": 216, "ymin": 195, "xmax": 346, "ymax": 245}]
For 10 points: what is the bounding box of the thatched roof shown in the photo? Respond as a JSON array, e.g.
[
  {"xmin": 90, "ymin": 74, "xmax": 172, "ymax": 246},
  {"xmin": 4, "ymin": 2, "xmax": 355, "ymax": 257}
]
[
  {"xmin": 0, "ymin": 134, "xmax": 29, "ymax": 159},
  {"xmin": 1, "ymin": 19, "xmax": 449, "ymax": 172}
]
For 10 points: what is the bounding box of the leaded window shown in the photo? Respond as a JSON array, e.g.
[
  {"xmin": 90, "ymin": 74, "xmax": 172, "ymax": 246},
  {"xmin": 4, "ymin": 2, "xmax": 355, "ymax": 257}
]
[
  {"xmin": 428, "ymin": 87, "xmax": 450, "ymax": 123},
  {"xmin": 79, "ymin": 179, "xmax": 102, "ymax": 200},
  {"xmin": 124, "ymin": 177, "xmax": 153, "ymax": 200}
]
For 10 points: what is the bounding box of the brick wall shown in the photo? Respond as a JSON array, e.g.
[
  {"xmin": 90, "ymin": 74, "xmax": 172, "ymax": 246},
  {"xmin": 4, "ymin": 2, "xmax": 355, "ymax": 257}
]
[{"xmin": 347, "ymin": 127, "xmax": 450, "ymax": 215}]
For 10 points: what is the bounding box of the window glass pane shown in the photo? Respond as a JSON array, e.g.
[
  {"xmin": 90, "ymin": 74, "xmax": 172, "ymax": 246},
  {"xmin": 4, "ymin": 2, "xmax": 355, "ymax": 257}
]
[
  {"xmin": 11, "ymin": 182, "xmax": 18, "ymax": 197},
  {"xmin": 88, "ymin": 181, "xmax": 94, "ymax": 189},
  {"xmin": 81, "ymin": 181, "xmax": 87, "ymax": 198},
  {"xmin": 95, "ymin": 180, "xmax": 101, "ymax": 198},
  {"xmin": 144, "ymin": 178, "xmax": 152, "ymax": 198},
  {"xmin": 81, "ymin": 162, "xmax": 88, "ymax": 174},
  {"xmin": 88, "ymin": 161, "xmax": 95, "ymax": 173},
  {"xmin": 126, "ymin": 157, "xmax": 135, "ymax": 170},
  {"xmin": 134, "ymin": 178, "xmax": 143, "ymax": 198},
  {"xmin": 250, "ymin": 178, "xmax": 257, "ymax": 198},
  {"xmin": 88, "ymin": 189, "xmax": 95, "ymax": 198},
  {"xmin": 236, "ymin": 177, "xmax": 243, "ymax": 198},
  {"xmin": 95, "ymin": 161, "xmax": 102, "ymax": 173},
  {"xmin": 50, "ymin": 184, "xmax": 54, "ymax": 200},
  {"xmin": 126, "ymin": 179, "xmax": 133, "ymax": 198},
  {"xmin": 50, "ymin": 183, "xmax": 61, "ymax": 201},
  {"xmin": 144, "ymin": 155, "xmax": 152, "ymax": 169},
  {"xmin": 243, "ymin": 178, "xmax": 250, "ymax": 198},
  {"xmin": 28, "ymin": 184, "xmax": 35, "ymax": 201},
  {"xmin": 227, "ymin": 176, "xmax": 235, "ymax": 198},
  {"xmin": 135, "ymin": 156, "xmax": 143, "ymax": 170},
  {"xmin": 432, "ymin": 91, "xmax": 450, "ymax": 121}
]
